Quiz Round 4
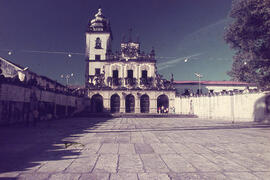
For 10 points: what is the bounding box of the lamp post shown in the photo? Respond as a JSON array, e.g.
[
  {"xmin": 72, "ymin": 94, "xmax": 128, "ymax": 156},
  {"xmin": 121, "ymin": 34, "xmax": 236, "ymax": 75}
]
[
  {"xmin": 194, "ymin": 72, "xmax": 203, "ymax": 95},
  {"xmin": 61, "ymin": 73, "xmax": 74, "ymax": 86}
]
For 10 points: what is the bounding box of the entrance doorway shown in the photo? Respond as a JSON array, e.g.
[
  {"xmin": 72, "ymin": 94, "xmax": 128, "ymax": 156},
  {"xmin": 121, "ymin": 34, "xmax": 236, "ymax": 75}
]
[
  {"xmin": 157, "ymin": 94, "xmax": 169, "ymax": 113},
  {"xmin": 125, "ymin": 94, "xmax": 135, "ymax": 113},
  {"xmin": 91, "ymin": 94, "xmax": 103, "ymax": 113},
  {"xmin": 110, "ymin": 94, "xmax": 120, "ymax": 113},
  {"xmin": 140, "ymin": 94, "xmax": 149, "ymax": 113}
]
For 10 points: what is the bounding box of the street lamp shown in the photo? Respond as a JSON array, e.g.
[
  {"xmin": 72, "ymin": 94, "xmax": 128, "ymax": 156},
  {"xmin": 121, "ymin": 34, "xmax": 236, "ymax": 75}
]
[
  {"xmin": 61, "ymin": 73, "xmax": 74, "ymax": 85},
  {"xmin": 194, "ymin": 72, "xmax": 203, "ymax": 95}
]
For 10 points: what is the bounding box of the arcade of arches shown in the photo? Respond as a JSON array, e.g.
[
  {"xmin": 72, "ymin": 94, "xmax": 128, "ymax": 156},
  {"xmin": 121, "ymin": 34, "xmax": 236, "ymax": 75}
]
[{"xmin": 89, "ymin": 92, "xmax": 174, "ymax": 113}]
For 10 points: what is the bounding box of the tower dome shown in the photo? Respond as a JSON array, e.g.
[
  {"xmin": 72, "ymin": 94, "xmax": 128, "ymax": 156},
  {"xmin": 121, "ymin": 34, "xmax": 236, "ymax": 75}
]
[{"xmin": 87, "ymin": 8, "xmax": 111, "ymax": 33}]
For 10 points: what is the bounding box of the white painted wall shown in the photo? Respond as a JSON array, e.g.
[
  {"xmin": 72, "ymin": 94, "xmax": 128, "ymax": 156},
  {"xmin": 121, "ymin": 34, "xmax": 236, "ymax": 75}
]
[{"xmin": 174, "ymin": 92, "xmax": 270, "ymax": 122}]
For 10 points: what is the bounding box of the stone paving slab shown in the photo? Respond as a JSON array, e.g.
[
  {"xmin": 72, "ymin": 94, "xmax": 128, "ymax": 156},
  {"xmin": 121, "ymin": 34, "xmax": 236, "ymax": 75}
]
[
  {"xmin": 222, "ymin": 152, "xmax": 270, "ymax": 171},
  {"xmin": 224, "ymin": 172, "xmax": 261, "ymax": 180},
  {"xmin": 253, "ymin": 172, "xmax": 270, "ymax": 180},
  {"xmin": 134, "ymin": 143, "xmax": 155, "ymax": 154},
  {"xmin": 118, "ymin": 154, "xmax": 144, "ymax": 173},
  {"xmin": 99, "ymin": 143, "xmax": 119, "ymax": 154},
  {"xmin": 150, "ymin": 143, "xmax": 175, "ymax": 154},
  {"xmin": 138, "ymin": 173, "xmax": 170, "ymax": 180},
  {"xmin": 65, "ymin": 154, "xmax": 98, "ymax": 173},
  {"xmin": 181, "ymin": 153, "xmax": 222, "ymax": 172},
  {"xmin": 17, "ymin": 173, "xmax": 51, "ymax": 180},
  {"xmin": 161, "ymin": 154, "xmax": 196, "ymax": 173},
  {"xmin": 0, "ymin": 117, "xmax": 270, "ymax": 179},
  {"xmin": 79, "ymin": 172, "xmax": 109, "ymax": 180},
  {"xmin": 118, "ymin": 144, "xmax": 136, "ymax": 154},
  {"xmin": 110, "ymin": 173, "xmax": 138, "ymax": 180},
  {"xmin": 93, "ymin": 154, "xmax": 118, "ymax": 173},
  {"xmin": 37, "ymin": 159, "xmax": 73, "ymax": 173},
  {"xmin": 49, "ymin": 173, "xmax": 81, "ymax": 180},
  {"xmin": 140, "ymin": 154, "xmax": 170, "ymax": 173}
]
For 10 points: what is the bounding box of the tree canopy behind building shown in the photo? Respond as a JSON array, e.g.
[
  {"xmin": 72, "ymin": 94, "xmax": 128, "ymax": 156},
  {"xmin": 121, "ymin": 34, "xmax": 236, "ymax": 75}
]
[{"xmin": 225, "ymin": 0, "xmax": 270, "ymax": 89}]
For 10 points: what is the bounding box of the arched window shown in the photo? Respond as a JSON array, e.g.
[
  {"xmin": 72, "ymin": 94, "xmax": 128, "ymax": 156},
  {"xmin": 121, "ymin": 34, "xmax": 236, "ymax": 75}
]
[{"xmin": 95, "ymin": 37, "xmax": 102, "ymax": 49}]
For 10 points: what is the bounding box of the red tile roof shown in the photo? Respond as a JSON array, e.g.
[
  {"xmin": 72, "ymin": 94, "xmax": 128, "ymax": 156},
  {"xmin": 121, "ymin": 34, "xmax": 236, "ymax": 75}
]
[{"xmin": 174, "ymin": 81, "xmax": 253, "ymax": 86}]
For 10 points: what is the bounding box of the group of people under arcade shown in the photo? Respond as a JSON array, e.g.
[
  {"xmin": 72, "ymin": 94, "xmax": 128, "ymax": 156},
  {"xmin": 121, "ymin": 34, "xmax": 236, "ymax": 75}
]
[{"xmin": 157, "ymin": 105, "xmax": 169, "ymax": 114}]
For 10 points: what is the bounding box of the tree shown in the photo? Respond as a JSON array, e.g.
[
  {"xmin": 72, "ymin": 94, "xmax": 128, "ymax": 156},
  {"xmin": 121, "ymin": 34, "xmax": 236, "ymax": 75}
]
[{"xmin": 225, "ymin": 0, "xmax": 270, "ymax": 89}]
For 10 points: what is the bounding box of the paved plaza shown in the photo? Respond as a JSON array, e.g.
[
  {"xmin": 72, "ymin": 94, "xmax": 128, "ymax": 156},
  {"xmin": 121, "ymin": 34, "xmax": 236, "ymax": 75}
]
[{"xmin": 0, "ymin": 117, "xmax": 270, "ymax": 180}]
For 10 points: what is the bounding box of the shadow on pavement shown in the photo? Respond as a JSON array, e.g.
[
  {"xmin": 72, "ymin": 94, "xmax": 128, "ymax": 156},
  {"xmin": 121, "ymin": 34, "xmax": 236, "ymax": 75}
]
[
  {"xmin": 0, "ymin": 114, "xmax": 113, "ymax": 176},
  {"xmin": 80, "ymin": 122, "xmax": 270, "ymax": 134}
]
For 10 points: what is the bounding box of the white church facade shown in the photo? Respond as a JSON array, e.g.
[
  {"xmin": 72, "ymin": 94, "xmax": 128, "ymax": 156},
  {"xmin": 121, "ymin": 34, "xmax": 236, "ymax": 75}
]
[{"xmin": 85, "ymin": 8, "xmax": 175, "ymax": 113}]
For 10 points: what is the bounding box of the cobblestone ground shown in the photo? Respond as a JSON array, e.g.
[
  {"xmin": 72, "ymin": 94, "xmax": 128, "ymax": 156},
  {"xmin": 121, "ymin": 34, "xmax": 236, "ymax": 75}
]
[{"xmin": 0, "ymin": 117, "xmax": 270, "ymax": 180}]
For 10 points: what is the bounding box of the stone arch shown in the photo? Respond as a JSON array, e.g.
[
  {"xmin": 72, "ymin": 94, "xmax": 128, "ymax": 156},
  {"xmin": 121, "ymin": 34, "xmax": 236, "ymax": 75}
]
[
  {"xmin": 140, "ymin": 94, "xmax": 150, "ymax": 113},
  {"xmin": 157, "ymin": 94, "xmax": 169, "ymax": 113},
  {"xmin": 91, "ymin": 94, "xmax": 103, "ymax": 113},
  {"xmin": 125, "ymin": 94, "xmax": 135, "ymax": 113},
  {"xmin": 110, "ymin": 94, "xmax": 120, "ymax": 113}
]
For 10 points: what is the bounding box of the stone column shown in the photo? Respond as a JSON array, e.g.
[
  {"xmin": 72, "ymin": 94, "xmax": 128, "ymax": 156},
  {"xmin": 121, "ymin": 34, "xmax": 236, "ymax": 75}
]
[
  {"xmin": 123, "ymin": 65, "xmax": 126, "ymax": 88},
  {"xmin": 137, "ymin": 65, "xmax": 140, "ymax": 87},
  {"xmin": 103, "ymin": 92, "xmax": 110, "ymax": 113},
  {"xmin": 103, "ymin": 98, "xmax": 110, "ymax": 113},
  {"xmin": 135, "ymin": 92, "xmax": 140, "ymax": 113},
  {"xmin": 120, "ymin": 93, "xmax": 126, "ymax": 113},
  {"xmin": 150, "ymin": 97, "xmax": 157, "ymax": 113},
  {"xmin": 109, "ymin": 64, "xmax": 112, "ymax": 77}
]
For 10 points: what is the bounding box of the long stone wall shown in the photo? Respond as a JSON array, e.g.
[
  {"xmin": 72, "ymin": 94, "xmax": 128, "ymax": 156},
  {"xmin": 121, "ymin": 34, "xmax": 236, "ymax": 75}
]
[
  {"xmin": 0, "ymin": 83, "xmax": 86, "ymax": 125},
  {"xmin": 175, "ymin": 92, "xmax": 270, "ymax": 122}
]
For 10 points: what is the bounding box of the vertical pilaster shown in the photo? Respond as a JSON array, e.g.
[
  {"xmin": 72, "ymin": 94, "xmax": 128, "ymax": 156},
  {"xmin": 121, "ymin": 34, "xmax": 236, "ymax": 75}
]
[
  {"xmin": 135, "ymin": 93, "xmax": 140, "ymax": 113},
  {"xmin": 120, "ymin": 93, "xmax": 125, "ymax": 113},
  {"xmin": 103, "ymin": 97, "xmax": 110, "ymax": 113},
  {"xmin": 150, "ymin": 98, "xmax": 157, "ymax": 113}
]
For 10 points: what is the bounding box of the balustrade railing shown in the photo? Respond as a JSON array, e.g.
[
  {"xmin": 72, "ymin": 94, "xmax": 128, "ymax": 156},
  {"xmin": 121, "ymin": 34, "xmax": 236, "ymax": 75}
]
[{"xmin": 125, "ymin": 78, "xmax": 137, "ymax": 86}]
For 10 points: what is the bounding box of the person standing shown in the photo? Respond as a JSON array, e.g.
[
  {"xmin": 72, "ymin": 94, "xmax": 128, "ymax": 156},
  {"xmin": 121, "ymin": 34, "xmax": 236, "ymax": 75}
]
[{"xmin": 161, "ymin": 105, "xmax": 164, "ymax": 113}]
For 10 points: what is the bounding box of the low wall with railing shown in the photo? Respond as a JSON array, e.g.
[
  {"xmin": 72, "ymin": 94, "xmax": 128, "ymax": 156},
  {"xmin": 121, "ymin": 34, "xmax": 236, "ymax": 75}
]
[
  {"xmin": 0, "ymin": 83, "xmax": 87, "ymax": 125},
  {"xmin": 175, "ymin": 92, "xmax": 270, "ymax": 122}
]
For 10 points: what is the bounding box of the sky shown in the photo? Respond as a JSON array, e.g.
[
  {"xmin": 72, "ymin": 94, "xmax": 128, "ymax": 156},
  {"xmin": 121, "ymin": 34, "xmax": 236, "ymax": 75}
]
[{"xmin": 0, "ymin": 0, "xmax": 234, "ymax": 85}]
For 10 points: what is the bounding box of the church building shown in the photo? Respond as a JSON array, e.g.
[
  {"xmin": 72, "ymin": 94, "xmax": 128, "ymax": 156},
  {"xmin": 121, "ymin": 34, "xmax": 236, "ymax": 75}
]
[{"xmin": 85, "ymin": 8, "xmax": 175, "ymax": 113}]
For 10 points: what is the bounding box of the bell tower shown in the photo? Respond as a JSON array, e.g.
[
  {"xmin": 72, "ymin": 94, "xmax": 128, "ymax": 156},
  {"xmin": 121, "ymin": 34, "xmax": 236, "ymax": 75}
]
[{"xmin": 85, "ymin": 8, "xmax": 112, "ymax": 86}]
